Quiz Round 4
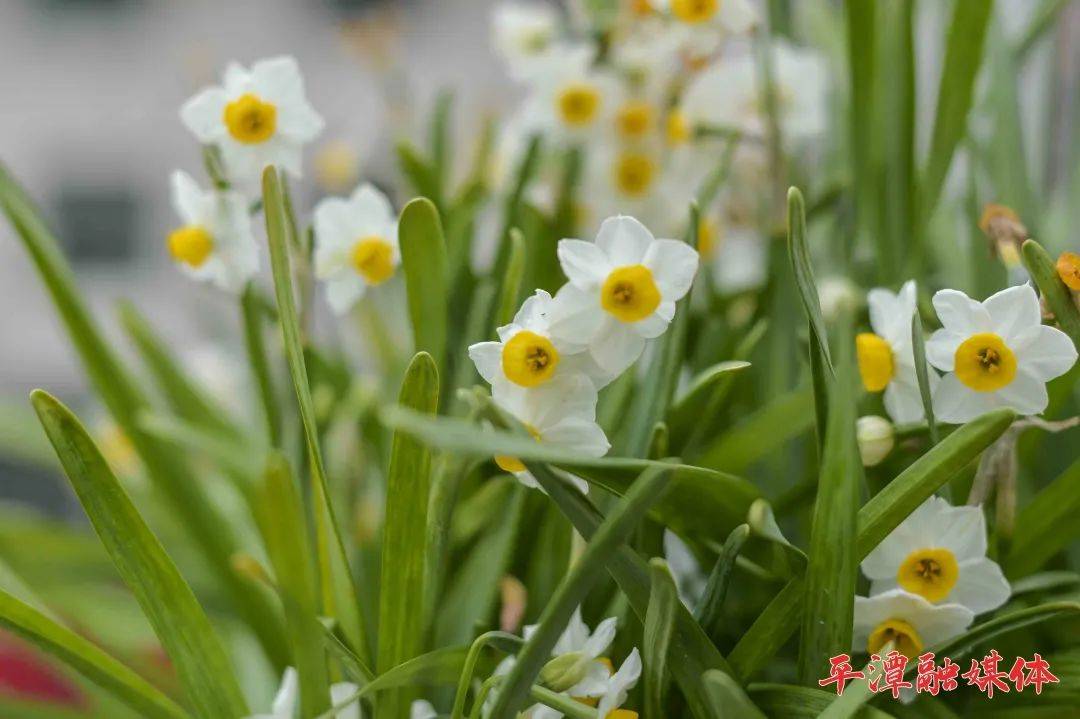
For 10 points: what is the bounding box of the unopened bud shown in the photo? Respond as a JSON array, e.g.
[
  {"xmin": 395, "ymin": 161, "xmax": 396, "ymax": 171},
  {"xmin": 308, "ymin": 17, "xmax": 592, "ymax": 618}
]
[
  {"xmin": 978, "ymin": 204, "xmax": 1028, "ymax": 268},
  {"xmin": 539, "ymin": 652, "xmax": 588, "ymax": 693},
  {"xmin": 857, "ymin": 415, "xmax": 895, "ymax": 467}
]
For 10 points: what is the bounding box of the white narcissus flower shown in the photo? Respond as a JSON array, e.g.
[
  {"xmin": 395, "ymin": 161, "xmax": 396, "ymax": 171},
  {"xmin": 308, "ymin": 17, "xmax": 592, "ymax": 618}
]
[
  {"xmin": 853, "ymin": 590, "xmax": 973, "ymax": 660},
  {"xmin": 247, "ymin": 668, "xmax": 360, "ymax": 719},
  {"xmin": 520, "ymin": 43, "xmax": 622, "ymax": 142},
  {"xmin": 314, "ymin": 183, "xmax": 400, "ymax": 315},
  {"xmin": 647, "ymin": 0, "xmax": 757, "ymax": 34},
  {"xmin": 167, "ymin": 170, "xmax": 257, "ymax": 293},
  {"xmin": 491, "ymin": 374, "xmax": 610, "ymax": 494},
  {"xmin": 856, "ymin": 280, "xmax": 938, "ymax": 424},
  {"xmin": 410, "ymin": 700, "xmax": 437, "ymax": 719},
  {"xmin": 925, "ymin": 285, "xmax": 1078, "ymax": 423},
  {"xmin": 861, "ymin": 496, "xmax": 1010, "ymax": 614},
  {"xmin": 491, "ymin": 2, "xmax": 560, "ymax": 80},
  {"xmin": 181, "ymin": 56, "xmax": 324, "ymax": 185},
  {"xmin": 595, "ymin": 648, "xmax": 642, "ymax": 719},
  {"xmin": 469, "ymin": 290, "xmax": 612, "ymax": 392},
  {"xmin": 681, "ymin": 41, "xmax": 827, "ymax": 142},
  {"xmin": 550, "ymin": 216, "xmax": 699, "ymax": 375}
]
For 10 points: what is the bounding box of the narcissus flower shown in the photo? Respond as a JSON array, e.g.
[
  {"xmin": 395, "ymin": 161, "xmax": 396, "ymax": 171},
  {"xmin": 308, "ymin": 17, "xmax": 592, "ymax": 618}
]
[
  {"xmin": 647, "ymin": 0, "xmax": 757, "ymax": 34},
  {"xmin": 595, "ymin": 648, "xmax": 642, "ymax": 719},
  {"xmin": 853, "ymin": 590, "xmax": 973, "ymax": 660},
  {"xmin": 550, "ymin": 216, "xmax": 699, "ymax": 375},
  {"xmin": 246, "ymin": 668, "xmax": 359, "ymax": 719},
  {"xmin": 167, "ymin": 170, "xmax": 257, "ymax": 292},
  {"xmin": 926, "ymin": 285, "xmax": 1078, "ymax": 423},
  {"xmin": 861, "ymin": 497, "xmax": 1010, "ymax": 614},
  {"xmin": 410, "ymin": 700, "xmax": 436, "ymax": 719},
  {"xmin": 491, "ymin": 374, "xmax": 609, "ymax": 494},
  {"xmin": 181, "ymin": 56, "xmax": 324, "ymax": 185},
  {"xmin": 855, "ymin": 280, "xmax": 937, "ymax": 424},
  {"xmin": 314, "ymin": 183, "xmax": 400, "ymax": 315},
  {"xmin": 491, "ymin": 2, "xmax": 560, "ymax": 80},
  {"xmin": 521, "ymin": 44, "xmax": 621, "ymax": 142}
]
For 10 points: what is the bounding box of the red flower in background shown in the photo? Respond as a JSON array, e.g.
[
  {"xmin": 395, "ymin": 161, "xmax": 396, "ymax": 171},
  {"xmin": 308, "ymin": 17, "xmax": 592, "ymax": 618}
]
[{"xmin": 0, "ymin": 631, "xmax": 85, "ymax": 709}]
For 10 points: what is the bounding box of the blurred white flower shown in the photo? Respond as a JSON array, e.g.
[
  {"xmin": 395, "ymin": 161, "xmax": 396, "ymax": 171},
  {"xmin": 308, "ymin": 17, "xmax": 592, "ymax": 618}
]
[
  {"xmin": 681, "ymin": 41, "xmax": 827, "ymax": 142},
  {"xmin": 491, "ymin": 374, "xmax": 609, "ymax": 494},
  {"xmin": 856, "ymin": 415, "xmax": 895, "ymax": 467},
  {"xmin": 861, "ymin": 496, "xmax": 1010, "ymax": 614},
  {"xmin": 647, "ymin": 0, "xmax": 757, "ymax": 40},
  {"xmin": 926, "ymin": 285, "xmax": 1077, "ymax": 423},
  {"xmin": 856, "ymin": 280, "xmax": 937, "ymax": 424},
  {"xmin": 167, "ymin": 170, "xmax": 257, "ymax": 293},
  {"xmin": 520, "ymin": 43, "xmax": 622, "ymax": 143},
  {"xmin": 853, "ymin": 590, "xmax": 972, "ymax": 660},
  {"xmin": 313, "ymin": 183, "xmax": 400, "ymax": 315},
  {"xmin": 410, "ymin": 700, "xmax": 437, "ymax": 719},
  {"xmin": 595, "ymin": 648, "xmax": 642, "ymax": 719},
  {"xmin": 664, "ymin": 530, "xmax": 707, "ymax": 608},
  {"xmin": 550, "ymin": 216, "xmax": 699, "ymax": 375},
  {"xmin": 181, "ymin": 56, "xmax": 324, "ymax": 185},
  {"xmin": 698, "ymin": 215, "xmax": 767, "ymax": 294},
  {"xmin": 817, "ymin": 275, "xmax": 861, "ymax": 320},
  {"xmin": 492, "ymin": 2, "xmax": 561, "ymax": 80},
  {"xmin": 247, "ymin": 668, "xmax": 359, "ymax": 719}
]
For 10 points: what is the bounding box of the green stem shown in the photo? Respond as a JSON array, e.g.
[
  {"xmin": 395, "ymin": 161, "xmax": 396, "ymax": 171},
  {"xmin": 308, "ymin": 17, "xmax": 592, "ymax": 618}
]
[{"xmin": 241, "ymin": 283, "xmax": 281, "ymax": 447}]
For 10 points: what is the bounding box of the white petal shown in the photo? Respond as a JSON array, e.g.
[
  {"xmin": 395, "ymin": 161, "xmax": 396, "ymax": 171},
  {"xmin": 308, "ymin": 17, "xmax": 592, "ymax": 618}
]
[
  {"xmin": 350, "ymin": 183, "xmax": 396, "ymax": 226},
  {"xmin": 555, "ymin": 608, "xmax": 590, "ymax": 654},
  {"xmin": 271, "ymin": 668, "xmax": 299, "ymax": 716},
  {"xmin": 180, "ymin": 87, "xmax": 227, "ymax": 142},
  {"xmin": 169, "ymin": 170, "xmax": 206, "ymax": 224},
  {"xmin": 984, "ymin": 284, "xmax": 1041, "ymax": 344},
  {"xmin": 914, "ymin": 601, "xmax": 975, "ymax": 643},
  {"xmin": 1016, "ymin": 325, "xmax": 1078, "ymax": 382},
  {"xmin": 932, "ymin": 289, "xmax": 991, "ymax": 335},
  {"xmin": 994, "ymin": 370, "xmax": 1049, "ymax": 416},
  {"xmin": 932, "ymin": 373, "xmax": 996, "ymax": 424},
  {"xmin": 330, "ymin": 682, "xmax": 361, "ymax": 719},
  {"xmin": 513, "ymin": 289, "xmax": 555, "ymax": 333},
  {"xmin": 594, "ymin": 215, "xmax": 654, "ymax": 266},
  {"xmin": 530, "ymin": 373, "xmax": 599, "ymax": 428},
  {"xmin": 278, "ymin": 100, "xmax": 325, "ymax": 142},
  {"xmin": 643, "ymin": 239, "xmax": 698, "ymax": 300},
  {"xmin": 567, "ymin": 660, "xmax": 612, "ymax": 697},
  {"xmin": 582, "ymin": 616, "xmax": 618, "ymax": 659},
  {"xmin": 548, "ymin": 283, "xmax": 604, "ymax": 352},
  {"xmin": 410, "ymin": 700, "xmax": 437, "ymax": 719},
  {"xmin": 468, "ymin": 342, "xmax": 504, "ymax": 385},
  {"xmin": 883, "ymin": 379, "xmax": 927, "ymax": 424},
  {"xmin": 540, "ymin": 417, "xmax": 610, "ymax": 458},
  {"xmin": 719, "ymin": 0, "xmax": 758, "ymax": 33},
  {"xmin": 949, "ymin": 558, "xmax": 1011, "ymax": 614},
  {"xmin": 925, "ymin": 330, "xmax": 965, "ymax": 372},
  {"xmin": 325, "ymin": 276, "xmax": 366, "ymax": 315},
  {"xmin": 589, "ymin": 318, "xmax": 647, "ymax": 375},
  {"xmin": 633, "ymin": 308, "xmax": 672, "ymax": 339},
  {"xmin": 251, "ymin": 56, "xmax": 305, "ymax": 104},
  {"xmin": 934, "ymin": 503, "xmax": 988, "ymax": 560},
  {"xmin": 558, "ymin": 239, "xmax": 610, "ymax": 288},
  {"xmin": 597, "ymin": 649, "xmax": 642, "ymax": 719}
]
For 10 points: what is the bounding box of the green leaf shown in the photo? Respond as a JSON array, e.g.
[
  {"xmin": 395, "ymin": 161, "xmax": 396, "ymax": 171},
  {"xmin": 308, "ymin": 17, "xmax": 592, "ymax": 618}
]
[
  {"xmin": 378, "ymin": 352, "xmax": 440, "ymax": 717},
  {"xmin": 787, "ymin": 186, "xmax": 834, "ymax": 376},
  {"xmin": 258, "ymin": 453, "xmax": 331, "ymax": 716},
  {"xmin": 378, "ymin": 407, "xmax": 761, "ymax": 545},
  {"xmin": 399, "ymin": 197, "xmax": 449, "ymax": 371},
  {"xmin": 0, "ymin": 588, "xmax": 188, "ymax": 719},
  {"xmin": 910, "ymin": 312, "xmax": 940, "ymax": 444},
  {"xmin": 1021, "ymin": 239, "xmax": 1080, "ymax": 350},
  {"xmin": 919, "ymin": 0, "xmax": 993, "ymax": 222},
  {"xmin": 694, "ymin": 389, "xmax": 815, "ymax": 473},
  {"xmin": 450, "ymin": 631, "xmax": 525, "ymax": 719},
  {"xmin": 241, "ymin": 282, "xmax": 283, "ymax": 446},
  {"xmin": 30, "ymin": 390, "xmax": 248, "ymax": 719},
  {"xmin": 1007, "ymin": 454, "xmax": 1080, "ymax": 577},
  {"xmin": 494, "ymin": 228, "xmax": 526, "ymax": 329},
  {"xmin": 262, "ymin": 166, "xmax": 367, "ymax": 661},
  {"xmin": 702, "ymin": 670, "xmax": 767, "ymax": 719},
  {"xmin": 488, "ymin": 464, "xmax": 673, "ymax": 717},
  {"xmin": 799, "ymin": 318, "xmax": 861, "ymax": 684},
  {"xmin": 665, "ymin": 361, "xmax": 752, "ymax": 444},
  {"xmin": 929, "ymin": 601, "xmax": 1080, "ymax": 664},
  {"xmin": 492, "ymin": 134, "xmax": 542, "ymax": 280},
  {"xmin": 695, "ymin": 525, "xmax": 750, "ymax": 644},
  {"xmin": 748, "ymin": 684, "xmax": 893, "ymax": 719},
  {"xmin": 730, "ymin": 408, "xmax": 1017, "ymax": 680},
  {"xmin": 429, "ymin": 90, "xmax": 453, "ymax": 204},
  {"xmin": 0, "ymin": 160, "xmax": 287, "ymax": 669},
  {"xmin": 396, "ymin": 140, "xmax": 441, "ymax": 203},
  {"xmin": 644, "ymin": 559, "xmax": 678, "ymax": 719}
]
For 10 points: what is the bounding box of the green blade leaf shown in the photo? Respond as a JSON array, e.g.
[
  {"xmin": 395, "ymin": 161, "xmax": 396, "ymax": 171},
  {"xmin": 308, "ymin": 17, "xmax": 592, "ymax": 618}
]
[
  {"xmin": 400, "ymin": 197, "xmax": 449, "ymax": 371},
  {"xmin": 702, "ymin": 670, "xmax": 767, "ymax": 719},
  {"xmin": 911, "ymin": 311, "xmax": 940, "ymax": 444},
  {"xmin": 927, "ymin": 601, "xmax": 1080, "ymax": 662},
  {"xmin": 378, "ymin": 351, "xmax": 440, "ymax": 717},
  {"xmin": 488, "ymin": 464, "xmax": 673, "ymax": 717},
  {"xmin": 0, "ymin": 588, "xmax": 188, "ymax": 719},
  {"xmin": 919, "ymin": 0, "xmax": 993, "ymax": 222},
  {"xmin": 747, "ymin": 684, "xmax": 893, "ymax": 719},
  {"xmin": 1021, "ymin": 239, "xmax": 1080, "ymax": 349},
  {"xmin": 258, "ymin": 453, "xmax": 331, "ymax": 716},
  {"xmin": 787, "ymin": 186, "xmax": 833, "ymax": 376},
  {"xmin": 494, "ymin": 228, "xmax": 526, "ymax": 329},
  {"xmin": 694, "ymin": 389, "xmax": 815, "ymax": 473},
  {"xmin": 695, "ymin": 524, "xmax": 750, "ymax": 643},
  {"xmin": 799, "ymin": 319, "xmax": 861, "ymax": 684},
  {"xmin": 241, "ymin": 282, "xmax": 283, "ymax": 446},
  {"xmin": 730, "ymin": 408, "xmax": 1016, "ymax": 680},
  {"xmin": 1007, "ymin": 454, "xmax": 1080, "ymax": 577},
  {"xmin": 665, "ymin": 361, "xmax": 751, "ymax": 443},
  {"xmin": 30, "ymin": 390, "xmax": 247, "ymax": 719},
  {"xmin": 262, "ymin": 166, "xmax": 368, "ymax": 661},
  {"xmin": 644, "ymin": 559, "xmax": 678, "ymax": 719}
]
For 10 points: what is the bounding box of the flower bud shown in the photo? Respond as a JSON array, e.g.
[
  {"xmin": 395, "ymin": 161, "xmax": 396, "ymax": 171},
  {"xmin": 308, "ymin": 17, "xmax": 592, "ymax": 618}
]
[
  {"xmin": 857, "ymin": 415, "xmax": 895, "ymax": 467},
  {"xmin": 539, "ymin": 652, "xmax": 588, "ymax": 693}
]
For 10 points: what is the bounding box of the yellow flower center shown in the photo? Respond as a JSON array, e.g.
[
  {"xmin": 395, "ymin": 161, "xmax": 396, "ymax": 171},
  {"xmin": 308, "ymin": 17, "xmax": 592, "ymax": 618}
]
[
  {"xmin": 697, "ymin": 217, "xmax": 721, "ymax": 259},
  {"xmin": 602, "ymin": 264, "xmax": 661, "ymax": 322},
  {"xmin": 495, "ymin": 424, "xmax": 542, "ymax": 474},
  {"xmin": 868, "ymin": 618, "xmax": 923, "ymax": 660},
  {"xmin": 856, "ymin": 333, "xmax": 894, "ymax": 392},
  {"xmin": 897, "ymin": 548, "xmax": 959, "ymax": 603},
  {"xmin": 672, "ymin": 0, "xmax": 719, "ymax": 23},
  {"xmin": 222, "ymin": 93, "xmax": 278, "ymax": 145},
  {"xmin": 557, "ymin": 83, "xmax": 601, "ymax": 127},
  {"xmin": 607, "ymin": 712, "xmax": 638, "ymax": 719},
  {"xmin": 351, "ymin": 236, "xmax": 395, "ymax": 285},
  {"xmin": 167, "ymin": 225, "xmax": 214, "ymax": 268},
  {"xmin": 615, "ymin": 101, "xmax": 654, "ymax": 139},
  {"xmin": 954, "ymin": 333, "xmax": 1017, "ymax": 392},
  {"xmin": 613, "ymin": 152, "xmax": 656, "ymax": 197},
  {"xmin": 1057, "ymin": 251, "xmax": 1080, "ymax": 291},
  {"xmin": 666, "ymin": 110, "xmax": 691, "ymax": 145},
  {"xmin": 630, "ymin": 0, "xmax": 654, "ymax": 16},
  {"xmin": 501, "ymin": 331, "xmax": 560, "ymax": 387}
]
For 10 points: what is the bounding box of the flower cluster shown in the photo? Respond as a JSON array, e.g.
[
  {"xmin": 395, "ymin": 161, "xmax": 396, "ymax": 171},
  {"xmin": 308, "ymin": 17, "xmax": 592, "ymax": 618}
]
[
  {"xmin": 853, "ymin": 497, "xmax": 1011, "ymax": 661},
  {"xmin": 469, "ymin": 215, "xmax": 698, "ymax": 491}
]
